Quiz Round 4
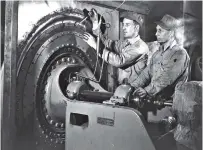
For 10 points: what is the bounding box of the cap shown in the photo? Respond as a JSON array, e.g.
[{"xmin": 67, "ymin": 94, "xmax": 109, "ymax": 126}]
[
  {"xmin": 120, "ymin": 11, "xmax": 144, "ymax": 26},
  {"xmin": 155, "ymin": 14, "xmax": 178, "ymax": 30}
]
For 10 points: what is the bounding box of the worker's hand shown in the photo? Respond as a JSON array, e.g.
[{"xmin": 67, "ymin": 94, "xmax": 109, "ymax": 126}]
[
  {"xmin": 134, "ymin": 87, "xmax": 147, "ymax": 98},
  {"xmin": 89, "ymin": 8, "xmax": 98, "ymax": 23},
  {"xmin": 89, "ymin": 9, "xmax": 102, "ymax": 31},
  {"xmin": 83, "ymin": 32, "xmax": 97, "ymax": 50}
]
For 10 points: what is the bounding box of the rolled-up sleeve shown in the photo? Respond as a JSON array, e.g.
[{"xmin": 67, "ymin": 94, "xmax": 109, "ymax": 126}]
[
  {"xmin": 144, "ymin": 50, "xmax": 189, "ymax": 96},
  {"xmin": 131, "ymin": 65, "xmax": 151, "ymax": 88},
  {"xmin": 102, "ymin": 45, "xmax": 146, "ymax": 68}
]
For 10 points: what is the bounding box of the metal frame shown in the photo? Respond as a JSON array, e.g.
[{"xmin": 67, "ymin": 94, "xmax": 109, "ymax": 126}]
[{"xmin": 2, "ymin": 1, "xmax": 18, "ymax": 150}]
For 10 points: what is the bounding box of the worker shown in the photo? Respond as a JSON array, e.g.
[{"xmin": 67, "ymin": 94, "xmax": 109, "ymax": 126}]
[
  {"xmin": 83, "ymin": 9, "xmax": 149, "ymax": 85},
  {"xmin": 131, "ymin": 14, "xmax": 190, "ymax": 100}
]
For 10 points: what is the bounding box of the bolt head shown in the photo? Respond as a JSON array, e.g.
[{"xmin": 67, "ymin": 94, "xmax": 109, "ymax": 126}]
[
  {"xmin": 52, "ymin": 66, "xmax": 56, "ymax": 70},
  {"xmin": 67, "ymin": 57, "xmax": 71, "ymax": 62},
  {"xmin": 71, "ymin": 59, "xmax": 76, "ymax": 64},
  {"xmin": 50, "ymin": 120, "xmax": 54, "ymax": 125},
  {"xmin": 55, "ymin": 123, "xmax": 59, "ymax": 127},
  {"xmin": 61, "ymin": 58, "xmax": 65, "ymax": 62},
  {"xmin": 46, "ymin": 115, "xmax": 51, "ymax": 120},
  {"xmin": 56, "ymin": 60, "xmax": 61, "ymax": 65},
  {"xmin": 61, "ymin": 123, "xmax": 65, "ymax": 128}
]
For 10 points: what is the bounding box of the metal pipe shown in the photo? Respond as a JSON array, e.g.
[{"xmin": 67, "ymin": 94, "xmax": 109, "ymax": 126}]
[
  {"xmin": 79, "ymin": 90, "xmax": 113, "ymax": 103},
  {"xmin": 163, "ymin": 102, "xmax": 173, "ymax": 107}
]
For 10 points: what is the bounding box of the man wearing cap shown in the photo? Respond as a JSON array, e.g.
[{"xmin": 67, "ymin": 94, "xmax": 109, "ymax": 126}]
[
  {"xmin": 83, "ymin": 9, "xmax": 149, "ymax": 85},
  {"xmin": 132, "ymin": 14, "xmax": 190, "ymax": 100}
]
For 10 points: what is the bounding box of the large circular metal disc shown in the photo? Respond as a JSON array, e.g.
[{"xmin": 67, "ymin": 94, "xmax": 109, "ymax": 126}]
[{"xmin": 16, "ymin": 8, "xmax": 109, "ymax": 150}]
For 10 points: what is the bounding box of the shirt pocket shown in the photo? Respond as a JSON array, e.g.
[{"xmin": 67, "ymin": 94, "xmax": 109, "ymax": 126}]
[{"xmin": 161, "ymin": 58, "xmax": 175, "ymax": 71}]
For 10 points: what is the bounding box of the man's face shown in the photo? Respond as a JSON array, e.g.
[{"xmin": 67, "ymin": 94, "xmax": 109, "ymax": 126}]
[
  {"xmin": 122, "ymin": 18, "xmax": 138, "ymax": 38},
  {"xmin": 155, "ymin": 25, "xmax": 172, "ymax": 43}
]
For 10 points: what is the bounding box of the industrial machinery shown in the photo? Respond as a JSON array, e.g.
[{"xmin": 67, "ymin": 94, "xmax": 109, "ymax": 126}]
[
  {"xmin": 14, "ymin": 7, "xmax": 178, "ymax": 150},
  {"xmin": 16, "ymin": 7, "xmax": 113, "ymax": 150},
  {"xmin": 64, "ymin": 75, "xmax": 175, "ymax": 150},
  {"xmin": 64, "ymin": 71, "xmax": 175, "ymax": 150}
]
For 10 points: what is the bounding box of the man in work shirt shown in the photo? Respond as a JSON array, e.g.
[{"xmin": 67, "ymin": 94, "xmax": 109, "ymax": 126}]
[
  {"xmin": 132, "ymin": 14, "xmax": 190, "ymax": 100},
  {"xmin": 83, "ymin": 9, "xmax": 149, "ymax": 85}
]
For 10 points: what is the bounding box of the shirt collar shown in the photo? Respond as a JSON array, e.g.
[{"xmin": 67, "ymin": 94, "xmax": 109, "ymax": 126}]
[
  {"xmin": 126, "ymin": 35, "xmax": 140, "ymax": 45},
  {"xmin": 163, "ymin": 39, "xmax": 177, "ymax": 51}
]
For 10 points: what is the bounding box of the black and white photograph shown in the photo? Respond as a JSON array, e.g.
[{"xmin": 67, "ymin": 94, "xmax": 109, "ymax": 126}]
[{"xmin": 0, "ymin": 1, "xmax": 202, "ymax": 150}]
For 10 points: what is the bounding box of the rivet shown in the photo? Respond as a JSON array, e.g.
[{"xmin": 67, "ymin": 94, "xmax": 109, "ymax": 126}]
[
  {"xmin": 50, "ymin": 120, "xmax": 54, "ymax": 125},
  {"xmin": 55, "ymin": 123, "xmax": 59, "ymax": 127},
  {"xmin": 42, "ymin": 130, "xmax": 45, "ymax": 134},
  {"xmin": 61, "ymin": 123, "xmax": 65, "ymax": 128},
  {"xmin": 46, "ymin": 115, "xmax": 51, "ymax": 120},
  {"xmin": 71, "ymin": 58, "xmax": 76, "ymax": 64},
  {"xmin": 56, "ymin": 60, "xmax": 61, "ymax": 65},
  {"xmin": 55, "ymin": 140, "xmax": 59, "ymax": 144},
  {"xmin": 67, "ymin": 57, "xmax": 71, "ymax": 62},
  {"xmin": 45, "ymin": 135, "xmax": 49, "ymax": 139},
  {"xmin": 61, "ymin": 58, "xmax": 65, "ymax": 62}
]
